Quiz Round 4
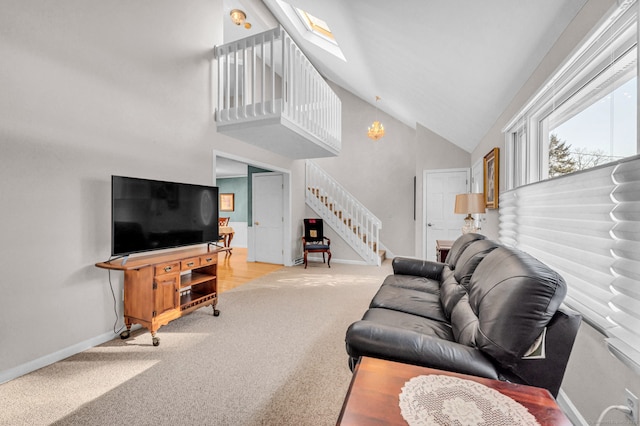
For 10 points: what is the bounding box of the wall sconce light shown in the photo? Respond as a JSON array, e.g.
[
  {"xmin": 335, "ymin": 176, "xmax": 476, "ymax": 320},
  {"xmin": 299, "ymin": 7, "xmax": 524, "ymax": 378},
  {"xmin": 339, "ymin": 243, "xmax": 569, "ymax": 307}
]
[
  {"xmin": 230, "ymin": 9, "xmax": 252, "ymax": 29},
  {"xmin": 454, "ymin": 193, "xmax": 486, "ymax": 234},
  {"xmin": 367, "ymin": 96, "xmax": 385, "ymax": 140}
]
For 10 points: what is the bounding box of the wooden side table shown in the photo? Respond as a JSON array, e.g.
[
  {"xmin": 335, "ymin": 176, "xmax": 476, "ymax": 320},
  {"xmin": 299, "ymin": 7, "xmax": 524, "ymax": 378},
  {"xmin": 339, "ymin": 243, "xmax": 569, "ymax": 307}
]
[
  {"xmin": 337, "ymin": 357, "xmax": 571, "ymax": 425},
  {"xmin": 436, "ymin": 239, "xmax": 454, "ymax": 262}
]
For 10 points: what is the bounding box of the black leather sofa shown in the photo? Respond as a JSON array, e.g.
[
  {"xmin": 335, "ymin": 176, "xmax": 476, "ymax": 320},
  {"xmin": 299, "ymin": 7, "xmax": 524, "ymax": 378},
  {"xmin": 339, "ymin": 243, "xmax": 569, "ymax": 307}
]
[{"xmin": 345, "ymin": 233, "xmax": 581, "ymax": 397}]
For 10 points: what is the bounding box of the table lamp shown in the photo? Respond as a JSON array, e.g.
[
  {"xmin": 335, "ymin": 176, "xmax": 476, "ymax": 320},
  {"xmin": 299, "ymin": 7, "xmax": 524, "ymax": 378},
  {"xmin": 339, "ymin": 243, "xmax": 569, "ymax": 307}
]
[{"xmin": 454, "ymin": 193, "xmax": 486, "ymax": 234}]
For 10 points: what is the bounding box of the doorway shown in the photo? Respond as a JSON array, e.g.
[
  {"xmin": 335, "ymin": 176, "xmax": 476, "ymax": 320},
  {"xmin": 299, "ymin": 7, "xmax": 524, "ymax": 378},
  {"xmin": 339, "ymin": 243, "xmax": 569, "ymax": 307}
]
[
  {"xmin": 423, "ymin": 168, "xmax": 470, "ymax": 261},
  {"xmin": 214, "ymin": 152, "xmax": 292, "ymax": 265}
]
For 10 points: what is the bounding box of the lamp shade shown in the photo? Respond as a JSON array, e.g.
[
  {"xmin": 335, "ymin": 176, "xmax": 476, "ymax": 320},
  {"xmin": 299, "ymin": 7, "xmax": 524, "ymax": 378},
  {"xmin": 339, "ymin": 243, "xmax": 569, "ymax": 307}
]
[{"xmin": 454, "ymin": 193, "xmax": 486, "ymax": 214}]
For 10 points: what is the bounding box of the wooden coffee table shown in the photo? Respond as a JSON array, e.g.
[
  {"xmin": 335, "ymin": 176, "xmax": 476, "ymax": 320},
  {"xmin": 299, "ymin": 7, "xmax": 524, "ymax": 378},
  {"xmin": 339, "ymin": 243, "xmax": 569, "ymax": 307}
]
[{"xmin": 337, "ymin": 357, "xmax": 571, "ymax": 425}]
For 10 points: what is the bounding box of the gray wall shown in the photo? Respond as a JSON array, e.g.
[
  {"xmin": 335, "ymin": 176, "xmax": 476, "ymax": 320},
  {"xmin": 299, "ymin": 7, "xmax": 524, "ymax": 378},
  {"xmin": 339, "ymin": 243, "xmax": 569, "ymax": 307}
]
[
  {"xmin": 0, "ymin": 0, "xmax": 302, "ymax": 380},
  {"xmin": 414, "ymin": 124, "xmax": 471, "ymax": 257},
  {"xmin": 316, "ymin": 83, "xmax": 469, "ymax": 260},
  {"xmin": 472, "ymin": 1, "xmax": 640, "ymax": 423}
]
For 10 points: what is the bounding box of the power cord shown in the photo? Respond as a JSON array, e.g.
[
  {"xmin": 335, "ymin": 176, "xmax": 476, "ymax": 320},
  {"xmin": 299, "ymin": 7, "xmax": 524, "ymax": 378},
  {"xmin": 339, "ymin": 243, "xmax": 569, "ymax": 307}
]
[
  {"xmin": 595, "ymin": 405, "xmax": 632, "ymax": 426},
  {"xmin": 108, "ymin": 268, "xmax": 125, "ymax": 335}
]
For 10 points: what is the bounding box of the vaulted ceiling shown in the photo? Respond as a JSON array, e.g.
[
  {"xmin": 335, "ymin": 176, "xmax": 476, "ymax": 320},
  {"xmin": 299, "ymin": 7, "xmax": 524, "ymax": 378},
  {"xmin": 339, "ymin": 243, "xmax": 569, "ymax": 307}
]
[{"xmin": 222, "ymin": 0, "xmax": 588, "ymax": 153}]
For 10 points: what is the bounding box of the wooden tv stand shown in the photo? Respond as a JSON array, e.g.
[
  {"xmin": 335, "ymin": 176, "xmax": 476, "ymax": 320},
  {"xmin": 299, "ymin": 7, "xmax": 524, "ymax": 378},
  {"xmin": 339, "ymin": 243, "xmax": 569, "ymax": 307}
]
[{"xmin": 96, "ymin": 246, "xmax": 222, "ymax": 346}]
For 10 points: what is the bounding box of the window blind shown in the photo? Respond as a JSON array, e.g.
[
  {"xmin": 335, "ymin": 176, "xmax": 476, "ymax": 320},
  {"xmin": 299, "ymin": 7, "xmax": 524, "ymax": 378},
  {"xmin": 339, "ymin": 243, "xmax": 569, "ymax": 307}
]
[{"xmin": 499, "ymin": 155, "xmax": 640, "ymax": 374}]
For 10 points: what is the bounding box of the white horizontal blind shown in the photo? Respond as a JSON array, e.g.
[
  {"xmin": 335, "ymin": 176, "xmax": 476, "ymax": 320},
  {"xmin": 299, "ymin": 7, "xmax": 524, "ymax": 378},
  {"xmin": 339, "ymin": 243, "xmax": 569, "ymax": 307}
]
[
  {"xmin": 607, "ymin": 159, "xmax": 640, "ymax": 371},
  {"xmin": 499, "ymin": 155, "xmax": 640, "ymax": 374}
]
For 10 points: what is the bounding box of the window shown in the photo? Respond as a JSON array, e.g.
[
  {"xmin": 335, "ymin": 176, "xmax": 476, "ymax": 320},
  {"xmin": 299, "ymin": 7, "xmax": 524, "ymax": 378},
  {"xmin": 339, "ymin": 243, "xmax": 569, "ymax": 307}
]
[
  {"xmin": 295, "ymin": 8, "xmax": 335, "ymax": 43},
  {"xmin": 504, "ymin": 2, "xmax": 639, "ymax": 188},
  {"xmin": 267, "ymin": 0, "xmax": 346, "ymax": 61},
  {"xmin": 502, "ymin": 2, "xmax": 640, "ymax": 375},
  {"xmin": 544, "ymin": 48, "xmax": 637, "ymax": 179}
]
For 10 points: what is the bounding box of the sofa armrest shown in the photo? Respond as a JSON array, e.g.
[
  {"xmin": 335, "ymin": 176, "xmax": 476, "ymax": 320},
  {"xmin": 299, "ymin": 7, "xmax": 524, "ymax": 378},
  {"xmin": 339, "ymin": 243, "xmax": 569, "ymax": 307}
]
[
  {"xmin": 345, "ymin": 321, "xmax": 499, "ymax": 380},
  {"xmin": 504, "ymin": 305, "xmax": 582, "ymax": 397},
  {"xmin": 392, "ymin": 257, "xmax": 445, "ymax": 280}
]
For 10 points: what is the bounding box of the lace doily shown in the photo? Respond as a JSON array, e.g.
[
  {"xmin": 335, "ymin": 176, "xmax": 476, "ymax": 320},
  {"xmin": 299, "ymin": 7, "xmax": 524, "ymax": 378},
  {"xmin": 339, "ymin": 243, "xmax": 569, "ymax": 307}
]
[{"xmin": 399, "ymin": 375, "xmax": 540, "ymax": 426}]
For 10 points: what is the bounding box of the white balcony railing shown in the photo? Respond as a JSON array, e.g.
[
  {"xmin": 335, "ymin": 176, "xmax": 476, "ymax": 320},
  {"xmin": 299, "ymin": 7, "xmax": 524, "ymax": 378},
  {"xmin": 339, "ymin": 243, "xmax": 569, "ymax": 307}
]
[{"xmin": 214, "ymin": 27, "xmax": 341, "ymax": 158}]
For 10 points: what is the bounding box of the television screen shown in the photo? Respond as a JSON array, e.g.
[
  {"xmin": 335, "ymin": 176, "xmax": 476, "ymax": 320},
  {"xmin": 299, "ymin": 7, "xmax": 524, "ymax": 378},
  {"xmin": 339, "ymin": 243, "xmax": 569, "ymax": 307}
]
[{"xmin": 111, "ymin": 176, "xmax": 219, "ymax": 256}]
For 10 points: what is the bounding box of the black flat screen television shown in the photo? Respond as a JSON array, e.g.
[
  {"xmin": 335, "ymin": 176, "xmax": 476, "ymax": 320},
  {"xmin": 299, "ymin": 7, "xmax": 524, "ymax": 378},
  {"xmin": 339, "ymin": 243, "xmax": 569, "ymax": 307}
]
[{"xmin": 111, "ymin": 175, "xmax": 219, "ymax": 257}]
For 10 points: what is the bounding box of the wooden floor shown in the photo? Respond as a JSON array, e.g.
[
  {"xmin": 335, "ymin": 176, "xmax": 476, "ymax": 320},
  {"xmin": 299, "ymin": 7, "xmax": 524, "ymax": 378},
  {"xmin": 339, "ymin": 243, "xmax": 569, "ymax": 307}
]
[{"xmin": 217, "ymin": 248, "xmax": 284, "ymax": 293}]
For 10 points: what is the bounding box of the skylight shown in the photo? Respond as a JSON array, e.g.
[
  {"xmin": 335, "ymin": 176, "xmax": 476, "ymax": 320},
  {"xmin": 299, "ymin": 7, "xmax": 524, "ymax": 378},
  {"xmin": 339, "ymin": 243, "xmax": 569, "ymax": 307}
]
[
  {"xmin": 295, "ymin": 8, "xmax": 335, "ymax": 43},
  {"xmin": 267, "ymin": 0, "xmax": 346, "ymax": 61}
]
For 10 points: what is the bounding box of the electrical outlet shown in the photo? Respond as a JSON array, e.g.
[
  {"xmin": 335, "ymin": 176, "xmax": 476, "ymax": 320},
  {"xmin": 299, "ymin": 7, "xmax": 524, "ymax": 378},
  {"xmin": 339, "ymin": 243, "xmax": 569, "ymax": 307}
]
[{"xmin": 626, "ymin": 389, "xmax": 639, "ymax": 425}]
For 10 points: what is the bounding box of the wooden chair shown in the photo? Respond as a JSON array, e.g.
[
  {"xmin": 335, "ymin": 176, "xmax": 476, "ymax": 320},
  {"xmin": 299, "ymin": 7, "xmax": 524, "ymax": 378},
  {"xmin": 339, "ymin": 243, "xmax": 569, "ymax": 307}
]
[
  {"xmin": 302, "ymin": 218, "xmax": 331, "ymax": 268},
  {"xmin": 217, "ymin": 217, "xmax": 232, "ymax": 250}
]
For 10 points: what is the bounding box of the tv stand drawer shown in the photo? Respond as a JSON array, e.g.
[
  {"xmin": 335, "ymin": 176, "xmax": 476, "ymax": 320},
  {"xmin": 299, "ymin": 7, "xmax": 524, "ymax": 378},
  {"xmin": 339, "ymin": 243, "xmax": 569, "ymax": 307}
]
[{"xmin": 155, "ymin": 262, "xmax": 179, "ymax": 276}]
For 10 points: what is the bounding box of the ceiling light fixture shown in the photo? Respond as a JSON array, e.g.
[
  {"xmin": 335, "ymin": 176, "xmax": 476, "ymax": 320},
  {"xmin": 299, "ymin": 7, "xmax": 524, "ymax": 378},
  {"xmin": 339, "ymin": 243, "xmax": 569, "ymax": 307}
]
[
  {"xmin": 367, "ymin": 96, "xmax": 385, "ymax": 141},
  {"xmin": 230, "ymin": 9, "xmax": 252, "ymax": 29}
]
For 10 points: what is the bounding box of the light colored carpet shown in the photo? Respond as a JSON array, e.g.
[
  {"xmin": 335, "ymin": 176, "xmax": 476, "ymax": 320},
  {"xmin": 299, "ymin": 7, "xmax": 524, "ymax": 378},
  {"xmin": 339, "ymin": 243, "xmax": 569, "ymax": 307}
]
[{"xmin": 0, "ymin": 261, "xmax": 392, "ymax": 425}]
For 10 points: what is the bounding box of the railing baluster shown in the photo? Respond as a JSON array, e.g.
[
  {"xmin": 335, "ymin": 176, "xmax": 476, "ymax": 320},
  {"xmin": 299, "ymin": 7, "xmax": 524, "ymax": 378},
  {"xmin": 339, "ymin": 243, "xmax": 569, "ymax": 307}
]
[
  {"xmin": 234, "ymin": 47, "xmax": 239, "ymax": 120},
  {"xmin": 241, "ymin": 41, "xmax": 247, "ymax": 118},
  {"xmin": 216, "ymin": 47, "xmax": 224, "ymax": 120},
  {"xmin": 251, "ymin": 39, "xmax": 256, "ymax": 117},
  {"xmin": 225, "ymin": 48, "xmax": 231, "ymax": 121},
  {"xmin": 261, "ymin": 34, "xmax": 265, "ymax": 116}
]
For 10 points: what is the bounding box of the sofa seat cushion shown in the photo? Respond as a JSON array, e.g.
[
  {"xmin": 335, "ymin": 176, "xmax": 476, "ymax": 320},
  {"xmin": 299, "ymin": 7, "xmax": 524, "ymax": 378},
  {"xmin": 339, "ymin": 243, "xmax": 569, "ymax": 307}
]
[
  {"xmin": 370, "ymin": 285, "xmax": 447, "ymax": 322},
  {"xmin": 362, "ymin": 308, "xmax": 454, "ymax": 341},
  {"xmin": 382, "ymin": 274, "xmax": 440, "ymax": 294}
]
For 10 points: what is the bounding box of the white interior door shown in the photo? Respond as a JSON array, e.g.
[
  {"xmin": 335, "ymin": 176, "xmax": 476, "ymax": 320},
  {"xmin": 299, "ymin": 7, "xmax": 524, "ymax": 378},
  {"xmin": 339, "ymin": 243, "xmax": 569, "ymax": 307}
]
[
  {"xmin": 252, "ymin": 172, "xmax": 284, "ymax": 264},
  {"xmin": 424, "ymin": 169, "xmax": 470, "ymax": 261}
]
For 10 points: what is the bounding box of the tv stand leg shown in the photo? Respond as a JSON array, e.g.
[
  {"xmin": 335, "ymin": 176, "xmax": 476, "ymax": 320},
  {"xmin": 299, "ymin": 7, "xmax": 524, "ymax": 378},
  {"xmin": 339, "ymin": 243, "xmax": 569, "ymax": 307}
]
[{"xmin": 120, "ymin": 328, "xmax": 131, "ymax": 340}]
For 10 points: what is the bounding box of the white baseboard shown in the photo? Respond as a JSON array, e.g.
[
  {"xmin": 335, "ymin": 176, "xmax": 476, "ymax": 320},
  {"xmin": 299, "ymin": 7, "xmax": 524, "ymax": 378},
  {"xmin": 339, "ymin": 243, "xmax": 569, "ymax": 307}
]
[
  {"xmin": 305, "ymin": 255, "xmax": 368, "ymax": 266},
  {"xmin": 0, "ymin": 325, "xmax": 141, "ymax": 385},
  {"xmin": 557, "ymin": 388, "xmax": 588, "ymax": 425}
]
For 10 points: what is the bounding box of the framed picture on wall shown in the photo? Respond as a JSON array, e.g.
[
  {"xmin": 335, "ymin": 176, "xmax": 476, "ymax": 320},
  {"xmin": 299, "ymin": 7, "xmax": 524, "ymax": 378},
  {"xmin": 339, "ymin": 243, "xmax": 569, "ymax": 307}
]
[
  {"xmin": 220, "ymin": 193, "xmax": 235, "ymax": 211},
  {"xmin": 483, "ymin": 148, "xmax": 499, "ymax": 209}
]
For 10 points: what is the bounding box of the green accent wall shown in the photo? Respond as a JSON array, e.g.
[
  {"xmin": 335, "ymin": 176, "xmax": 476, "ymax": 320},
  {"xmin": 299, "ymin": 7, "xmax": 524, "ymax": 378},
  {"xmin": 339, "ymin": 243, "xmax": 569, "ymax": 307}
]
[{"xmin": 217, "ymin": 177, "xmax": 248, "ymax": 222}]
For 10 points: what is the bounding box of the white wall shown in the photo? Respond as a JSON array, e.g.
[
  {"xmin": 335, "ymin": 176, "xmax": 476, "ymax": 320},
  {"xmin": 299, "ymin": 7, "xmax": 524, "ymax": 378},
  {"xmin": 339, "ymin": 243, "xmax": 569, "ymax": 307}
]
[
  {"xmin": 315, "ymin": 83, "xmax": 470, "ymax": 260},
  {"xmin": 0, "ymin": 0, "xmax": 302, "ymax": 381},
  {"xmin": 414, "ymin": 124, "xmax": 471, "ymax": 257},
  {"xmin": 472, "ymin": 0, "xmax": 640, "ymax": 423}
]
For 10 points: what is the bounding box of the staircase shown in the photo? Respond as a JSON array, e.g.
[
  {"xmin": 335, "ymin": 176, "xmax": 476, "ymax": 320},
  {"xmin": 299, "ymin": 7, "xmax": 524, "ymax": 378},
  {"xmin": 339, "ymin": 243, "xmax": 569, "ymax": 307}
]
[{"xmin": 305, "ymin": 160, "xmax": 383, "ymax": 266}]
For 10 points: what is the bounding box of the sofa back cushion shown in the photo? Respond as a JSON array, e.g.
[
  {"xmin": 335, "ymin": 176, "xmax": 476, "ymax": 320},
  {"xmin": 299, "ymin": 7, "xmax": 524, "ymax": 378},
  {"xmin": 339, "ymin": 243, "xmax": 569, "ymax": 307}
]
[
  {"xmin": 444, "ymin": 233, "xmax": 486, "ymax": 269},
  {"xmin": 439, "ymin": 273, "xmax": 465, "ymax": 319},
  {"xmin": 450, "ymin": 247, "xmax": 567, "ymax": 368},
  {"xmin": 452, "ymin": 240, "xmax": 501, "ymax": 287},
  {"xmin": 440, "ymin": 240, "xmax": 500, "ymax": 319}
]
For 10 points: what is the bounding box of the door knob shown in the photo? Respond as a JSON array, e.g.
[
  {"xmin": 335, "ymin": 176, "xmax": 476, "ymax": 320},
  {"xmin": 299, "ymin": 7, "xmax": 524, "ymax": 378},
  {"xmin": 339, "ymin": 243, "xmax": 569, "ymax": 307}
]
[
  {"xmin": 427, "ymin": 223, "xmax": 433, "ymax": 227},
  {"xmin": 254, "ymin": 221, "xmax": 260, "ymax": 226}
]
